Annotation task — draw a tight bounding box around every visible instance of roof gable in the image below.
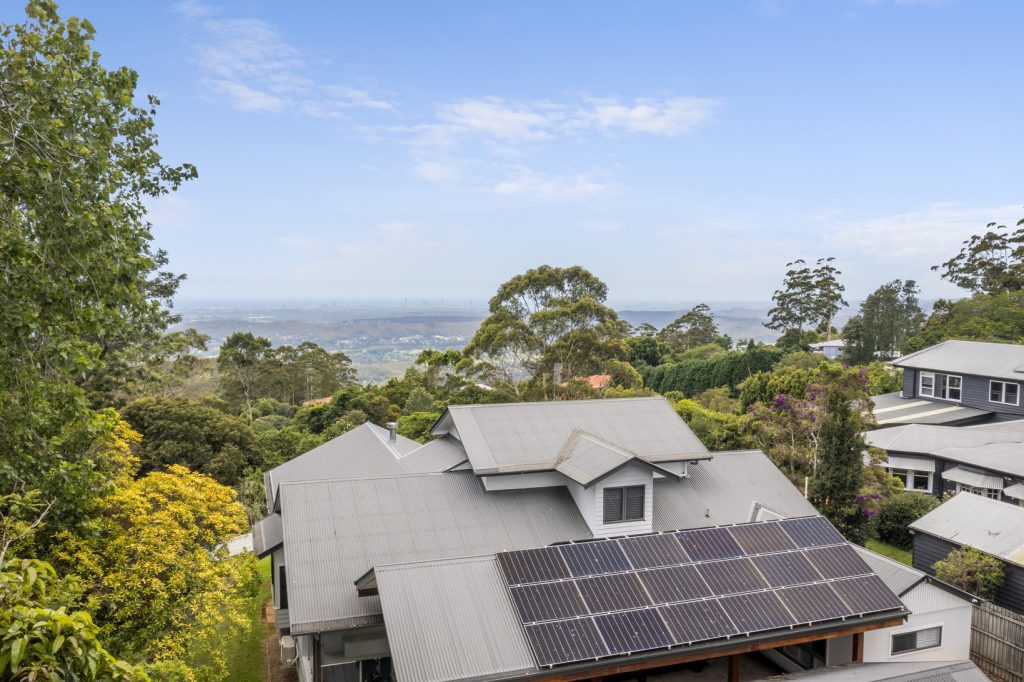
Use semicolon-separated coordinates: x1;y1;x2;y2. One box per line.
893;339;1024;380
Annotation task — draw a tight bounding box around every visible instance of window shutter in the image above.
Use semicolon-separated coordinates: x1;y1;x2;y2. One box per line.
891;632;915;654
624;486;645;521
279;565;289;609
916;627;941;648
603;488;624;524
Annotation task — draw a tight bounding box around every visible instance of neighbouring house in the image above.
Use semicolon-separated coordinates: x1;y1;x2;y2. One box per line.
809;339;845;361
863;420;1024;504
910;491;1024;613
872;340;1024;427
252;397;967;682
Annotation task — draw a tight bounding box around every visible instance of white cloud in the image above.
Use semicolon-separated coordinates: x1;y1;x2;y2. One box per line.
412;160;460;183
578;97;717;136
176;2;392;116
825;203;1023;263
438;98;557;141
491;171;607;199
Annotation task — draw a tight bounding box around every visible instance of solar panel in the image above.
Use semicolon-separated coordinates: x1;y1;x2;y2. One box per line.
729;522;797;555
831;576;906;615
676;527;744;561
638;565;712;603
559;541;632;577
576;573;652;613
804;545;873;580
659;600;739;644
510;582;589;623
497;547;571;585
779;516;847;548
618;533;689;569
525;618;608;667
696;558;768;595
751;552;822;588
594;608;675;655
779;583;852;624
718;591;795;633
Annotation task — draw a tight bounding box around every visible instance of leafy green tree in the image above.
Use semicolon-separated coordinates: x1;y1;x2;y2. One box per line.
120;397;256;485
464;265;625;399
905;291;1024;352
397;412;441;443
843;280;925;362
266;341;355;405
658;304;730;355
875;492;940;550
674;400;754;451
0;0;195;537
642;346;783;397
404;387;436;413
811;386;868;541
216;333;274;419
766;258;847;338
625;335;664;367
933;218;1024;294
933;546;1006;600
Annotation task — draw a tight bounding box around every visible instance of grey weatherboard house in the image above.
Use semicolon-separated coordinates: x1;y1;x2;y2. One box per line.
252;397;973;682
878;339;1024;426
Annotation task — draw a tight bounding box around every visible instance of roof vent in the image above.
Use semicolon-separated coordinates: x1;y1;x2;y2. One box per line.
387;422;398;443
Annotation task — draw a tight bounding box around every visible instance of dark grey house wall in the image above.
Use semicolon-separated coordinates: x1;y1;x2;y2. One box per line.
902;369;916;397
902;368;1024;418
913;532;1024;614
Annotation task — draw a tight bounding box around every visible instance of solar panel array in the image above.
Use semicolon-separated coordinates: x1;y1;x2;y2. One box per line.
496;516;905;668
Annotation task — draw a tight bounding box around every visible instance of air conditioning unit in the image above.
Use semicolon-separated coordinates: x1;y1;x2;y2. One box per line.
280;635;296;667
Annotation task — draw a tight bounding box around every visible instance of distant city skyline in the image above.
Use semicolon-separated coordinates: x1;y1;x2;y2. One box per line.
23;0;1023;302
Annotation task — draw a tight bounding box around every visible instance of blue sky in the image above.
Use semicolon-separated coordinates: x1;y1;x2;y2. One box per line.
14;0;1024;305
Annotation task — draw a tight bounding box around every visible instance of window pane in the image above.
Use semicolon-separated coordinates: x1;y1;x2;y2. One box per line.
890;469;909;487
1008;384;1019;404
991;382;1004;402
917;627;941;649
892;632;916;654
624;486;645;521
603;488;624;524
913;473;930;491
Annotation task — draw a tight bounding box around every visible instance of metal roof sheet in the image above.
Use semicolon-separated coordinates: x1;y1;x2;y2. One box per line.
279;472;592;633
852;546;923;596
893;339;1024;381
652;450;818;530
910;492;1024;566
264;423;466;509
864;422;1024;453
375;556;535;682
434;397;709;474
936;443;1024;478
939;466;1004;490
252;512;283;557
1004;482;1024;500
554;431;634;486
755;661;988;682
871;393;991;426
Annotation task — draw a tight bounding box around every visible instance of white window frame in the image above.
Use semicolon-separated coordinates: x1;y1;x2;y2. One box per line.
956;482;1001;500
919;372;934;397
888;467;933;493
989;380;1021;406
890;625;943;657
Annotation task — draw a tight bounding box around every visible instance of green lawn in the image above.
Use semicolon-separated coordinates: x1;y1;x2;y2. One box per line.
866;539;913;566
225;556;272;682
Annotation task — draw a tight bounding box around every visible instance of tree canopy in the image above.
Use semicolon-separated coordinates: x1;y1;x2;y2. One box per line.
933;218;1024;294
765;258;847;337
843;279;924;362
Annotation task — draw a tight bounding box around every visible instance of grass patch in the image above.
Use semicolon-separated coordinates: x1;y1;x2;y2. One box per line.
225;556;272;682
866;539;913;566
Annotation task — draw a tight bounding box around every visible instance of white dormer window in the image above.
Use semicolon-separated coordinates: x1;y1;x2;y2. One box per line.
603;486;645;524
990;380;1020;406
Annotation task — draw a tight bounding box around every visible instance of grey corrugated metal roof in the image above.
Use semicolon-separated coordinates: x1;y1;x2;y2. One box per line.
852;546;923;596
938;442;1024;478
864;422;1024;453
758;661;987;682
910;492;1024;566
375;556;535;682
652;450;818;530
554;431;633;485
1005;482;1024;499
279;471;591;634
252;512;283;557
871;393;991;426
264;423;466;509
433;397;709;475
893;339;1024;381
941;465;1006;490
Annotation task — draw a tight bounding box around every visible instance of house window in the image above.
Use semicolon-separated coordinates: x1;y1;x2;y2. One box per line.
888;467;932;493
278;565;288;609
891;626;942;655
920;372;934;397
936;374;961;401
990;381;1020;406
957;483;1001;500
603;485;645;524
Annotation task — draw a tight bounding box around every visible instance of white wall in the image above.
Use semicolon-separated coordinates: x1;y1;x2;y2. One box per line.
569;462;654;536
272;547;285;609
863;582;972;663
295;634;315;682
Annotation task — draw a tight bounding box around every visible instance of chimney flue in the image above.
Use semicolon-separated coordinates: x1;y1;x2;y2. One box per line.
387;422;398;443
